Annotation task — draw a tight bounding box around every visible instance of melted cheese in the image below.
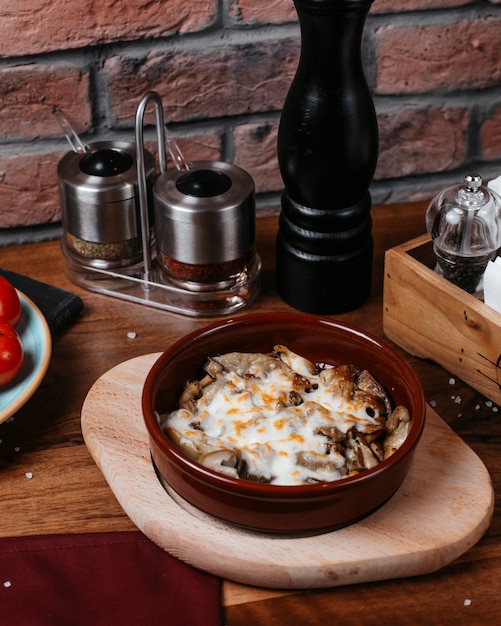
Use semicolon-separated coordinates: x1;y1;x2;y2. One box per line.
165;357;385;486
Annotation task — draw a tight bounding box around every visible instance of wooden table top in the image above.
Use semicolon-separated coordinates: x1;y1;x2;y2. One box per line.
1;201;500;625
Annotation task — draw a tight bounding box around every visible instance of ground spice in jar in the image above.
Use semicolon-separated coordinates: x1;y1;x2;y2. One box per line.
160;249;254;291
65;232;143;263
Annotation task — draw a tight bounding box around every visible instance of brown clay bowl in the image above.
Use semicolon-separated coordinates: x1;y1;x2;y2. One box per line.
142;312;426;534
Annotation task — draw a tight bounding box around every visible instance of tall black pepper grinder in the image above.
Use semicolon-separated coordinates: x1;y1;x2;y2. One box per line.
276;0;378;314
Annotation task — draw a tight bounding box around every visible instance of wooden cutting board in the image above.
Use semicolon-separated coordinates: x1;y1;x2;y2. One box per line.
81;353;494;590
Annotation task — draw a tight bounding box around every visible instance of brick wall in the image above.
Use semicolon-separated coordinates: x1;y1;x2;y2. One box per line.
1;0;501;245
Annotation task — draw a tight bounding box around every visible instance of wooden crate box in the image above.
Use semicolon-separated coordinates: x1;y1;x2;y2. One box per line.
383;233;501;406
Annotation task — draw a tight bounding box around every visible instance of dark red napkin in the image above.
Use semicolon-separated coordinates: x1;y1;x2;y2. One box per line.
0;531;222;626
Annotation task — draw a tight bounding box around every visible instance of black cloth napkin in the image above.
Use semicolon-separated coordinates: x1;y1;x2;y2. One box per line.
0;531;222;626
0;267;83;335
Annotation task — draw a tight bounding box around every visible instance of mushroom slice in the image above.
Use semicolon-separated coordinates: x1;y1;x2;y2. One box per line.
198;376;230;406
211;352;279;378
357;435;380;470
384;405;411;459
370;440;384;463
344;427;380;472
163;426;219;462
178;380;202;413
296;450;345;480
315;423;346;444
357;421;386;442
199;449;239;478
319;365;358;403
288;390;303;406
203;357;226;380
356;369;392;417
274;344;317;376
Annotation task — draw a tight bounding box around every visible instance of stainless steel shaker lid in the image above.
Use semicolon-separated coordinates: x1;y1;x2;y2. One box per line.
58;140;155;243
153;161;256;265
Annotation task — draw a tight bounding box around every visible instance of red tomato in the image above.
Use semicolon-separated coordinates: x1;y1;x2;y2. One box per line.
0;276;21;326
0;322;24;386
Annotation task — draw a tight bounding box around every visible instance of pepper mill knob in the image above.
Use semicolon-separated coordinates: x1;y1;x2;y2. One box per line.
464;173;481;192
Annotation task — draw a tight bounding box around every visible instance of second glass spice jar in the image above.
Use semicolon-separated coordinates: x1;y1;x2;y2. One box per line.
153;160;261;295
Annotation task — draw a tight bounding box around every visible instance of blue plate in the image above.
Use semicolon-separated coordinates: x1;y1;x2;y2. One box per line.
0;292;52;424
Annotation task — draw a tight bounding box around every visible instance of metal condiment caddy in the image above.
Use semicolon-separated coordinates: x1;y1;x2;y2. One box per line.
59;92;261;317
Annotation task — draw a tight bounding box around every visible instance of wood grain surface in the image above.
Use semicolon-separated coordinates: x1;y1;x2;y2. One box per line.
81;353;494;590
2;204;501;624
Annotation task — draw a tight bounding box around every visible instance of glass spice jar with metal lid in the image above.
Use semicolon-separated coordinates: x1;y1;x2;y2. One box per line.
59;140;156;282
426;173;501;294
153;160;259;294
132;90;261;316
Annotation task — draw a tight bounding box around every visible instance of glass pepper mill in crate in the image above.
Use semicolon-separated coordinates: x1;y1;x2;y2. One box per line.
425;173;501;294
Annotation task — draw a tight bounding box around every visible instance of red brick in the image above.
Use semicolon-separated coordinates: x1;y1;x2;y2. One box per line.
174;133;222;165
0;153;63;229
0;0;216;58
233;122;281;194
0;65;91;140
371;0;473;13
375;18;501;94
106;39;300;124
145;132;222;168
228;0;296;24
375;106;469;179
480;106;501;158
